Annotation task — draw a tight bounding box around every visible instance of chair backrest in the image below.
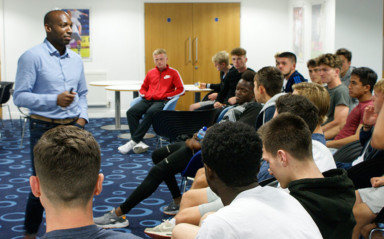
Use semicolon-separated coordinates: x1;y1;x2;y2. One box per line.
181;150;203;177
152;108;217;142
0;82;14;104
216;105;234;122
333;140;363;163
163;96;180;110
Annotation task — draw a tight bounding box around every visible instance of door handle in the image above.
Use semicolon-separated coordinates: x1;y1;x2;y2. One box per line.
195;37;198;63
188;37;192;63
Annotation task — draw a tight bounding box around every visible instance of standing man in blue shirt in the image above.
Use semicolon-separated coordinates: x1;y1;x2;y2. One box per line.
13;10;88;238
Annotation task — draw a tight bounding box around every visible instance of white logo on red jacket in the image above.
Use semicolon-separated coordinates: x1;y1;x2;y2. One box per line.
164;75;171;79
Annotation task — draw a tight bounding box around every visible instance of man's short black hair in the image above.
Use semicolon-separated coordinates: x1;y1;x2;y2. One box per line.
275;94;319;133
241;70;256;88
307;59;317;68
201;121;262;187
351;67;377;93
277;52;297;63
336;48;352;62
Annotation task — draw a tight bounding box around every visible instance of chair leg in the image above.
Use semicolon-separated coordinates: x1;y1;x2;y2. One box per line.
6;104;13;127
20;117;28;148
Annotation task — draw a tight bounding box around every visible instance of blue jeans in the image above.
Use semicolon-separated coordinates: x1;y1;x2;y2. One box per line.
24;118;81;235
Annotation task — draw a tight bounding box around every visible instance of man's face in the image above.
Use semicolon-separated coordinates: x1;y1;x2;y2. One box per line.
253;80;263;103
153;53;168;70
318;64;339;84
338;55;351;76
308;66;321;84
276;57;295;78
214;62;227;72
231;55;247;71
46;11;73;47
348;75;367;100
373;90;384;114
235;79;254;104
262;147;289;188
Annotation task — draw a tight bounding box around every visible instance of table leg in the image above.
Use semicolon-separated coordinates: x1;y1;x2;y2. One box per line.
101;91;128;130
115;91;121;128
194;92;201;103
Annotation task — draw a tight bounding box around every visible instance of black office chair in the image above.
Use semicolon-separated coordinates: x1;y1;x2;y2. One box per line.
0;81;14;127
368;207;384;238
333;140;363;163
152;108;217;145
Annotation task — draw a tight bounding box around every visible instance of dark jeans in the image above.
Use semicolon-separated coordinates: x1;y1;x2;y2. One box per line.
127;99;166;143
24;118;81;235
119;142;193;214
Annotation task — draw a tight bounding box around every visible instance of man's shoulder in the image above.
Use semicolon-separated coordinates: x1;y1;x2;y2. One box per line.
20;42;47;59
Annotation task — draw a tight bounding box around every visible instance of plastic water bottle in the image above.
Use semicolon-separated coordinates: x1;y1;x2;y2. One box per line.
197;126;207;141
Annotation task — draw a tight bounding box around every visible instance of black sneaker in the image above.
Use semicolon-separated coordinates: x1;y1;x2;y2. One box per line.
163;201;179;215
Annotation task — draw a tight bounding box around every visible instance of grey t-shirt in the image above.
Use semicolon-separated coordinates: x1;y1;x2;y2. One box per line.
41;225;142;239
325;84;351;124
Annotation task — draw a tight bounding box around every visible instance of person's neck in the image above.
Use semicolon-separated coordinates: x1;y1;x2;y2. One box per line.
262;94;272;104
47;39;66;56
285;70;295;80
237;66;247;73
219;182;259;206
290;159;324;183
223;65;232;74
45;203;94;232
313;125;323;135
327;77;342;89
358;93;373;102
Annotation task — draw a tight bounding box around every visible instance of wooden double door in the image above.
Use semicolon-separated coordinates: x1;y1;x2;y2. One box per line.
145;3;240;110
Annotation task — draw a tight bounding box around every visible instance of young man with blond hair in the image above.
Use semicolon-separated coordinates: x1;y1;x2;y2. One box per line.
118;48;185;154
189;51;234;111
293;82;330;145
317;53;351;139
213;47;254;108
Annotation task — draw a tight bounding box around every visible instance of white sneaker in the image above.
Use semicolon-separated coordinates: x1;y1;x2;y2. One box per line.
133;141;150;154
118;140;137;154
144;219;175;238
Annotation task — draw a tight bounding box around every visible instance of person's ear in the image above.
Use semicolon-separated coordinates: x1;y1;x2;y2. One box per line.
30;176;41;198
94;173;104;196
44;24;52;33
277;150;288;167
335;68;340;76
204;163;214;181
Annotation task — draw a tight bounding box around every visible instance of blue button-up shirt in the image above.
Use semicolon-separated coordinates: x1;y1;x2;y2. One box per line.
13;39;88;121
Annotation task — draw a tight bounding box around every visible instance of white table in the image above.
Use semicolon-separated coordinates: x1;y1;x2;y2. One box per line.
106;84;154;139
89;81;142;130
184;84;213;102
104;84;212;133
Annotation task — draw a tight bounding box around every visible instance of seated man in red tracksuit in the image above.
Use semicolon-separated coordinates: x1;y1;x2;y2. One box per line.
118;48;185;154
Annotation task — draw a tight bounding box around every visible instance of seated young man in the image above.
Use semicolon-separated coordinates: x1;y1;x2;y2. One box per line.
338;79;384;169
30;126;140;238
94;71;262;229
189;51;235;111
258;113;356;239
326;67;376;149
258;94;336;182
172;122;322;239
352;176;384;239
292;82;330;145
275;51;307;92
199;48;254;110
307;58;322;85
317;53;351;139
254;66;285;130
